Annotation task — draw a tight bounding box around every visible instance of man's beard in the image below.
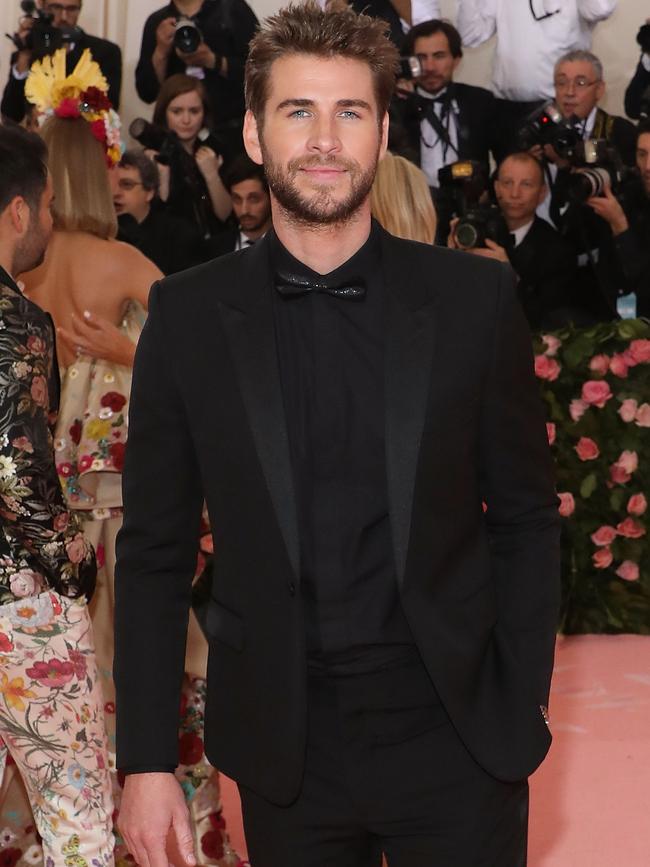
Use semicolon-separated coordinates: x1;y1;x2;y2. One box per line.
261;143;379;227
13;212;50;276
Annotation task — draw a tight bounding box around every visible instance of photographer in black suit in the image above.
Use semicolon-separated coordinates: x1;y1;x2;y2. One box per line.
448;152;579;331
1;1;121;122
625;20;650;121
135;0;258;132
391;19;497;242
210;154;271;256
586;123;650;319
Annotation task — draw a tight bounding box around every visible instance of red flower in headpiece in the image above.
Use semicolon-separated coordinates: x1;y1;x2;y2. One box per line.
81;86;111;112
90;118;107;144
55;98;81;119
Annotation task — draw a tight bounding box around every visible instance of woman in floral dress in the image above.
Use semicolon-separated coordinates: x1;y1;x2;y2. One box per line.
8;52;247;867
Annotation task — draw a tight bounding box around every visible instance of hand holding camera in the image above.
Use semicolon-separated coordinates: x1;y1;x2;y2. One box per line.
585;184;629;236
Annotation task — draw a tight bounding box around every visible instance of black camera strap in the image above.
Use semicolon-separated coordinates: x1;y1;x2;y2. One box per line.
420;92;458;161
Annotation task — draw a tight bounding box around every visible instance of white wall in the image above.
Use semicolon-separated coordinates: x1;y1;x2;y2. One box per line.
0;0;645;137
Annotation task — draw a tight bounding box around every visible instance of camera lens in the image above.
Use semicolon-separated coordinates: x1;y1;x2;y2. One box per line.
455;220;480;249
20;0;36;13
568;167;609;203
174;18;201;54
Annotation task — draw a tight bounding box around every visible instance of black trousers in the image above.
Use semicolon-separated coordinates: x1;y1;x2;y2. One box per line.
239;652;529;866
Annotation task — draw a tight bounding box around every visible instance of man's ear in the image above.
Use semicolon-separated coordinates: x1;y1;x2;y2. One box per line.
243;110;264;165
8;196;30;238
379;111;389;161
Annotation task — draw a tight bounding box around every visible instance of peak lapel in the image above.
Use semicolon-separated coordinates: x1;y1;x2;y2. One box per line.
215;239;300;581
381;232;439;587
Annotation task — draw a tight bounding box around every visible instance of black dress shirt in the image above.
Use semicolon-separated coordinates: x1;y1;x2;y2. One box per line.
269;223;415;674
135;0;258;126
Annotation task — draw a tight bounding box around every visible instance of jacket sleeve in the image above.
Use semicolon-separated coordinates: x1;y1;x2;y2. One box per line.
478;267;561;706
114;282;204;771
104;41;122;111
0;66;28;123
624;58;650;121
218;0;259;85
135;13;163;104
576;0;617;22
0;302;96;601
456;0;497;47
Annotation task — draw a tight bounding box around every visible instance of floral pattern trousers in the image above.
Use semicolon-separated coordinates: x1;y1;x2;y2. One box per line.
0;591;114;867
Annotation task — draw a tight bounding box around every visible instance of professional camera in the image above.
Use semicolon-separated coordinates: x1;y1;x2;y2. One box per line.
129;118;180;166
637;23;650;54
516;101;581;154
438;160;508;250
398;56;423;80
564;139;624;204
174;16;202;54
6;0;81;54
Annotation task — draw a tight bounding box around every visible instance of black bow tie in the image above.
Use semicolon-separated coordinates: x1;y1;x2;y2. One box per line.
274;270;366;300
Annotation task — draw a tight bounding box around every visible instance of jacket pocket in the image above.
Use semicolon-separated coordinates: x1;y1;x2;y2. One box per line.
205;600;245;651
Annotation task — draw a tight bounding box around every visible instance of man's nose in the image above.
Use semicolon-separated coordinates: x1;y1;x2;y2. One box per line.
308;117;340;153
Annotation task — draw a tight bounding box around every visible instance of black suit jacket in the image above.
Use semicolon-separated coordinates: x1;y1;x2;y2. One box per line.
114;227;561;805
391;82;498;175
509;217;580;331
624;57;650;121
1;32;122;122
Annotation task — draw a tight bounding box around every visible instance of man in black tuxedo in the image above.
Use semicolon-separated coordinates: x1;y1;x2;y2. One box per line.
210;154;272;256
1;1;122;122
390;19;498;242
448;153;579;331
114;3;560;866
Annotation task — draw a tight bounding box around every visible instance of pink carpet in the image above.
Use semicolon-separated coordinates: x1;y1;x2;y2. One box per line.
221;635;650;865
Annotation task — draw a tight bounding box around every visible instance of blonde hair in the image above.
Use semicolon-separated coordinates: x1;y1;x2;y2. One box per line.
371;152;437;244
40;115;117;239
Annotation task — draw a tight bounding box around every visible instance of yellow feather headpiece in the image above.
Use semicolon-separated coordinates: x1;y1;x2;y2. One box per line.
25;48;123;167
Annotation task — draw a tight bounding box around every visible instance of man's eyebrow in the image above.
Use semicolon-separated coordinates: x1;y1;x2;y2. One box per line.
275;98;373;111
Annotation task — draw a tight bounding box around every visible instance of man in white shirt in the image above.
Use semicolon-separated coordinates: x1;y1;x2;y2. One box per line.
456;0;617;156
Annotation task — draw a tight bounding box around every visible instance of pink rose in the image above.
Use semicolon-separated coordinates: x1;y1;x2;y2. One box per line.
581;380;612;408
53;512;70;532
627;493;648;516
591;525;617;546
30;375;48;408
535;355;561;381
616;560;640;582
609;353;629;378
546;422;556;445
610;464;631;485
569;399;588;422
592;547;613;570
635;403;650;428
616;517;646;539
588;354;610;376
619;399;638;423
558;492;575;517
65;532;88;564
628;338;650;364
542;335;562;357
9;569;40;598
617;451;638;474
575;437;599;461
11;436;33;453
26;335;46;356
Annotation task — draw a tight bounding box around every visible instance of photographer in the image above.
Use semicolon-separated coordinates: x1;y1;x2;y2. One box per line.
625;19;650;121
1;1;121;122
456;0;617;159
447;153;579;330
135;74;232;249
135;0;258;135
586;123;650;318
112;150;203;274
210;154;271;255
391;19;496;241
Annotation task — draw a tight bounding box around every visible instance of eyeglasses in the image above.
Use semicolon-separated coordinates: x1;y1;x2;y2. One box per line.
46;4;82;14
116;180;144;191
554;76;599;91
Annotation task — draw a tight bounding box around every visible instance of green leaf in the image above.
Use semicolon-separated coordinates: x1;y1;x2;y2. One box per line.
580;474;598;499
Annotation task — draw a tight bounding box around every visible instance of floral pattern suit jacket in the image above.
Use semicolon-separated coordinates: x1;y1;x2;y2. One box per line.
0;272;96;605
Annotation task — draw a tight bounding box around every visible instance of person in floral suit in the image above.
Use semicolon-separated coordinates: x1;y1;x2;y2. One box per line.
0;123;114;865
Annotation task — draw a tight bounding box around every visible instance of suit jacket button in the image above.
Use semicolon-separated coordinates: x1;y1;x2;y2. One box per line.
288;582;296;596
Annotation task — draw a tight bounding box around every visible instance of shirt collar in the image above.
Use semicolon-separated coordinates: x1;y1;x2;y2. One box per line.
511;219;535;247
268;219;381;286
0;265;20;293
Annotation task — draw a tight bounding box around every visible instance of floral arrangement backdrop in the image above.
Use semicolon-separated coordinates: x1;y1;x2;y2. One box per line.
534;320;650;634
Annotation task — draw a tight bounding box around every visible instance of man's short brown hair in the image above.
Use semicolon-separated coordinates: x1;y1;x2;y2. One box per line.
245;0;399;124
